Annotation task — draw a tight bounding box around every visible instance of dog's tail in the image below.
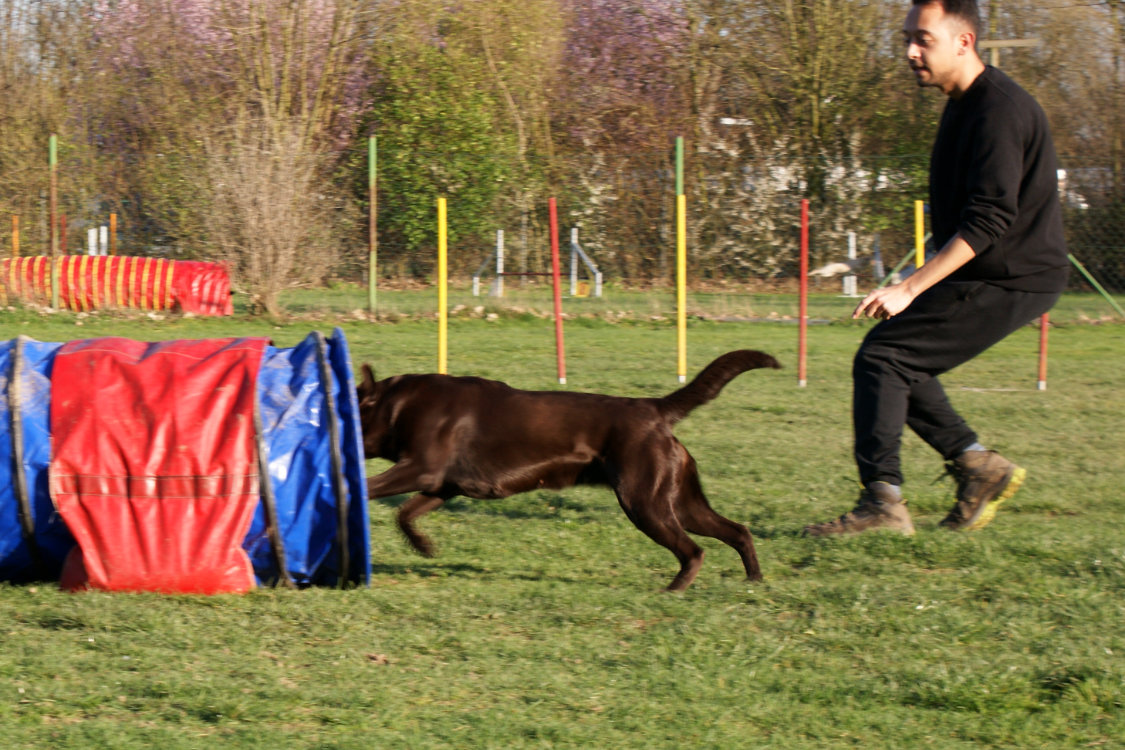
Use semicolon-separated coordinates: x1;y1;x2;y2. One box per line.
656;350;781;424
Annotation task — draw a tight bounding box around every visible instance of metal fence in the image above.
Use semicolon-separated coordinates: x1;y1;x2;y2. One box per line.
460;151;1124;296
1059;162;1125;294
3;148;1122;298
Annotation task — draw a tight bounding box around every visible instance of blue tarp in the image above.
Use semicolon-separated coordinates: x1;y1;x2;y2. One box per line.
0;328;370;588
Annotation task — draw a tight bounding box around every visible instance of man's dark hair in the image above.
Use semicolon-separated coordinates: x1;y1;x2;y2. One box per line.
912;0;981;35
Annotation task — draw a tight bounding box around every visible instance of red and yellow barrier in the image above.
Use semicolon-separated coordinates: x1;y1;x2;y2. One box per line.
0;256;232;316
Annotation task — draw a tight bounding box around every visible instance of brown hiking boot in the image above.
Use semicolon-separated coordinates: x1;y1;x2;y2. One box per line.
939;450;1025;531
804;482;915;537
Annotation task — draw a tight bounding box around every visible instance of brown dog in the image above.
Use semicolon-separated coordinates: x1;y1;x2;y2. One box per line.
357;350;781;591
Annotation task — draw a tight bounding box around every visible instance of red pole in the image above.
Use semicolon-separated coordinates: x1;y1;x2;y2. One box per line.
549;197;567;385
798;199;809;387
1037;313;1049;390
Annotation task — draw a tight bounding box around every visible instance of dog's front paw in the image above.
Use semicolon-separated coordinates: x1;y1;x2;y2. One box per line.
404;534;436;558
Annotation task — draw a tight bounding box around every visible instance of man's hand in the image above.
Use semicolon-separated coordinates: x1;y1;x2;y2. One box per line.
852;234;978;321
852;284;916;320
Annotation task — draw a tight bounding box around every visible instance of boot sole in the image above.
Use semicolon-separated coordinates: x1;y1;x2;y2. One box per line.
964;466;1025;531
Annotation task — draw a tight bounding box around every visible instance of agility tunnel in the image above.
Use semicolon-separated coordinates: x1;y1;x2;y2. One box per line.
0;256;233;316
0;328;370;592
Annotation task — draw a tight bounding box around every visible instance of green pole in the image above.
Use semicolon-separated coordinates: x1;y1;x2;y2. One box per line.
875;235;932;289
49;134;59;309
368;136;377;315
1069;253;1125;318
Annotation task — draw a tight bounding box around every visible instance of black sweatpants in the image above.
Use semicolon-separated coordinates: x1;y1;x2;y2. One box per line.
853;280;1060;486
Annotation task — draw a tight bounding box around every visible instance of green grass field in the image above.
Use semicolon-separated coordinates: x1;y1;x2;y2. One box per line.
0;290;1122;748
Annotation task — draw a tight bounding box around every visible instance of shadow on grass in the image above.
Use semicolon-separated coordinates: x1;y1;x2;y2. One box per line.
369;560;583;585
369;560;489;578
369;493;811;543
369;492;614;522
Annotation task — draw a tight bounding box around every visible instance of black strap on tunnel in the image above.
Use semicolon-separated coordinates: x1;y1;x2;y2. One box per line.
253;397;295;589
314;331;350;588
8;335;42;576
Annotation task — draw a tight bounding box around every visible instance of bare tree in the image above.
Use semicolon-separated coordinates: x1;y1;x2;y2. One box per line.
205;121;341;316
86;0;371;281
672;0;906;279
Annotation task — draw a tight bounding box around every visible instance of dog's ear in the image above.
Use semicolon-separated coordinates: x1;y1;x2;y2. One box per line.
358;363;377;400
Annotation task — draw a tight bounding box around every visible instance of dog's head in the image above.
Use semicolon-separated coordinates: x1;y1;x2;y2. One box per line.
357;363;378;404
356;363;387;457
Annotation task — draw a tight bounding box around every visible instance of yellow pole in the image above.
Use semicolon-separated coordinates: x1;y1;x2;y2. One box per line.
115;256;127;307
163;259;175;309
90;256;101;309
676;193;687;383
76;255;89;311
437;197;448;375
914;200;925;268
140;257;153;309
675;135;687;383
127;256;138;307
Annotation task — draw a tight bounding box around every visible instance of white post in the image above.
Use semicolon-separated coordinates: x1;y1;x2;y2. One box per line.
493;229;504;297
87;228;98;256
98;225;108;256
843;231;857;297
570;228;579;296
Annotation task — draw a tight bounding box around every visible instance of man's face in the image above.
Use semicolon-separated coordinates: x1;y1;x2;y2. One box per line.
902;2;974;95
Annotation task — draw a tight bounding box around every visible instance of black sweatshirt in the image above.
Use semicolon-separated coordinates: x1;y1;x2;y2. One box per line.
929;66;1069;292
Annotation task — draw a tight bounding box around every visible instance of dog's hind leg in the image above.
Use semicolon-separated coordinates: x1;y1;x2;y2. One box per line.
672;458;763;582
613;485;705;592
396;492;448;558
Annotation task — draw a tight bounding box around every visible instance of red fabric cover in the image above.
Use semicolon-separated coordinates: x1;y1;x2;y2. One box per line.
50;337;269;593
170;261;234;316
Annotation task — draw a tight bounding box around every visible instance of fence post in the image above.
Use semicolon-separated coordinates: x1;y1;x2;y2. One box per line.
570;228;578;297
843;231;858;297
495;229;504;298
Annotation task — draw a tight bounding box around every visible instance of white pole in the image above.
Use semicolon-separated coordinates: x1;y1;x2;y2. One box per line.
844;231;857;297
87;227;97;256
570;228;578;296
494;229;504;297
